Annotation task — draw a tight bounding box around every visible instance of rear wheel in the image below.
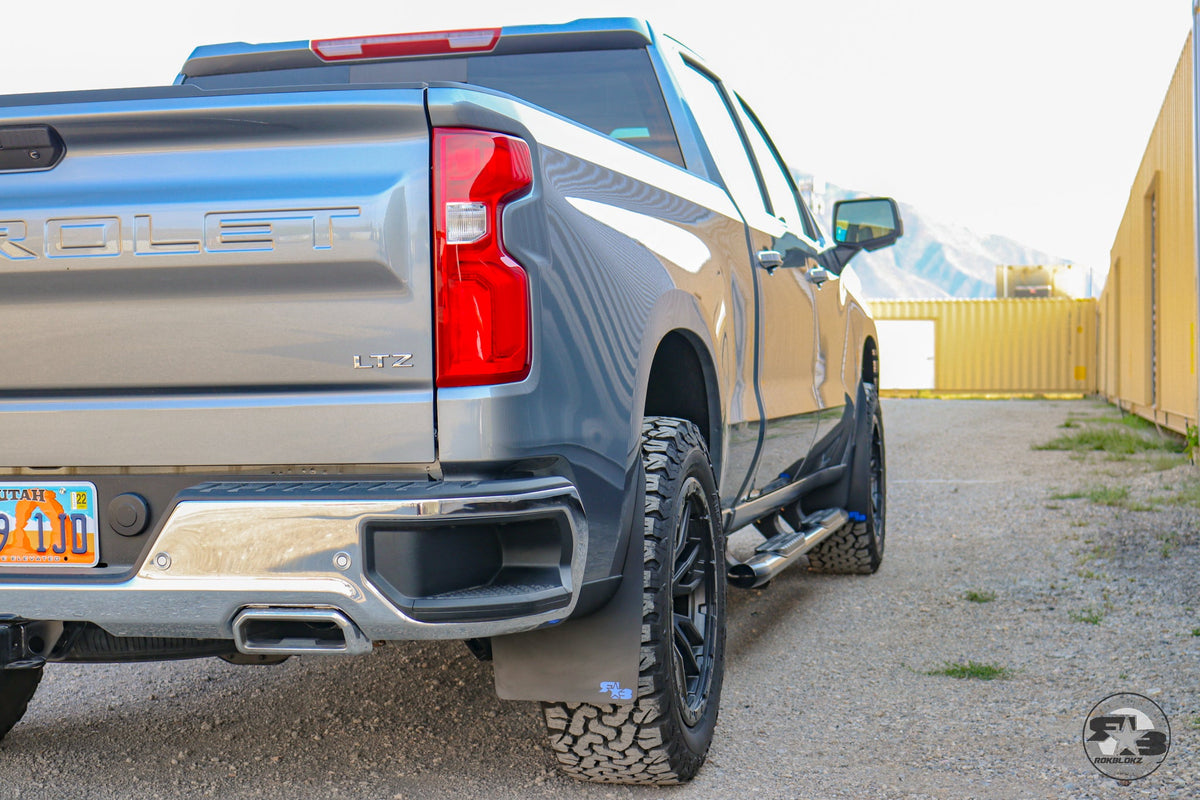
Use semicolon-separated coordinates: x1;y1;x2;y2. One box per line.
542;417;726;784
0;667;42;742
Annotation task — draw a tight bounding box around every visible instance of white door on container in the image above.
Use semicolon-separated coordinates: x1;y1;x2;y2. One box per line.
876;319;935;390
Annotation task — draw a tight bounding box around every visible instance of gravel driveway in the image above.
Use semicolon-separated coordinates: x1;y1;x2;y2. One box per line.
2;399;1197;799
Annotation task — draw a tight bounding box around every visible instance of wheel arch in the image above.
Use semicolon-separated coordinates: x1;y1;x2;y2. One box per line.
643;329;723;481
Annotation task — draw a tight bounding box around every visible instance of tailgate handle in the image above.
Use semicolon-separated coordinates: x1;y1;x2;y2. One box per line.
0;125;65;172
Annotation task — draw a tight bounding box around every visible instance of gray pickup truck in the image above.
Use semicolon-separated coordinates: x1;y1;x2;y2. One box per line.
0;18;901;785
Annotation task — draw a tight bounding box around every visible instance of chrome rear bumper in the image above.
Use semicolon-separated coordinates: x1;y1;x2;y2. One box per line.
0;477;586;643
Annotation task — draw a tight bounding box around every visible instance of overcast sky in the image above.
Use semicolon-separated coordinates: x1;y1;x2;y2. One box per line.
0;0;1192;285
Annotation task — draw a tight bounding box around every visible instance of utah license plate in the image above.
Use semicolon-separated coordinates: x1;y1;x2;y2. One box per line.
0;482;100;567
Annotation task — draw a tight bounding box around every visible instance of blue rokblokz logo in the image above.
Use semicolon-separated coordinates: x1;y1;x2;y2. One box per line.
1082;692;1170;782
600;681;632;700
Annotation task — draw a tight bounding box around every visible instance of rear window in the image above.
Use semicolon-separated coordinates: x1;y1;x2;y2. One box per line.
187;49;684;167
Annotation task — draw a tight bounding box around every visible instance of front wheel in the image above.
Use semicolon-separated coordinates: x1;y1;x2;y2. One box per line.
807;389;886;574
542;417;726;784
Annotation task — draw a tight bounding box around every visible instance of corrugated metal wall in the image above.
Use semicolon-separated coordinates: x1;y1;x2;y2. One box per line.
872;298;1097;394
866;33;1198;431
1099;34;1198;436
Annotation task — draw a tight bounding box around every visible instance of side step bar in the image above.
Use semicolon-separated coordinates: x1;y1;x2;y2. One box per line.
727;508;849;589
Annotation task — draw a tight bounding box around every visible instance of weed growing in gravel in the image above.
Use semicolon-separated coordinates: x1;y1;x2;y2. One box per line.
963;590;996;603
1069;607;1105;625
1158;532;1178;559
1164;481;1200;510
1189;715;1200;731
1148;453;1188;471
1077;544;1114;565
1190;628;1200;637
1068;408;1121;422
1076;569;1108;581
1088;486;1128;505
1035;420;1180;456
1080;485;1157;511
1050;490;1087;500
1117;414;1157;431
926;661;1012;680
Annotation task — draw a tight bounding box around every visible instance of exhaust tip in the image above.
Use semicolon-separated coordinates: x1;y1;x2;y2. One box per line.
232;608;372;656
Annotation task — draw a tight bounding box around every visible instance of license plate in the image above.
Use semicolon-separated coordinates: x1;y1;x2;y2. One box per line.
0;482;100;568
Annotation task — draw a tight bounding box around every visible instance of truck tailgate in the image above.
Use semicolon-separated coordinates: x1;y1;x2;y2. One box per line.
0;88;434;467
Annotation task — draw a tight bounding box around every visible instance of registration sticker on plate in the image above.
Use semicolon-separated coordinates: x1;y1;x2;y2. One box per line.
0;482;100;567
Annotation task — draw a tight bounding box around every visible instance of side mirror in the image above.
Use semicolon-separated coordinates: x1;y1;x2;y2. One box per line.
831;197;903;267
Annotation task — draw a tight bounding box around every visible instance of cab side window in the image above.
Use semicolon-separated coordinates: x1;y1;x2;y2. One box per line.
733;99;816;241
673;60;770;217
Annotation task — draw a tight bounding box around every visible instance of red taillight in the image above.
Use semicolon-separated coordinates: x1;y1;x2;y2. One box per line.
312;28;500;61
433;128;533;388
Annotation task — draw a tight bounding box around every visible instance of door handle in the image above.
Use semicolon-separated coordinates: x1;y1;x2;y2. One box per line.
756;250;783;273
805;265;830;286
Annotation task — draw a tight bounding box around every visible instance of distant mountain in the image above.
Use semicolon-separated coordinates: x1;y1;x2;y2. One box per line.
795;175;1073;299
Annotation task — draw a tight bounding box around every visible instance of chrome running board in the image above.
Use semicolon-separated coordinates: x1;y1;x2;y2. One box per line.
727;508;849;589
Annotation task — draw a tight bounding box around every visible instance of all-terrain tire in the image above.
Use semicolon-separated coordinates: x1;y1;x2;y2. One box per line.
0;667;42;742
542;417;726;784
807;389;886;574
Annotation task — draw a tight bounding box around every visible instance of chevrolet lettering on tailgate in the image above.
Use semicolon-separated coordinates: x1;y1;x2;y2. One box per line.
0;207;362;260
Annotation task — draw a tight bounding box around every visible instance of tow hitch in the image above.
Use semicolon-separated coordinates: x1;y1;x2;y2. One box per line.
0;620;47;670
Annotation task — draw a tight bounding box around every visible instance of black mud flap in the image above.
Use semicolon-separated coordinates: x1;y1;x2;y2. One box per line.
491;495;642;704
803;381;878;515
844;382;880;518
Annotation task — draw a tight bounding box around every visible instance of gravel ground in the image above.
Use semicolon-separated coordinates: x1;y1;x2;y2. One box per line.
1;398;1197;799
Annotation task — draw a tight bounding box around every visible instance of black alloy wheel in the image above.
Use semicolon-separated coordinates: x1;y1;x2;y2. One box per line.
671;475;719;726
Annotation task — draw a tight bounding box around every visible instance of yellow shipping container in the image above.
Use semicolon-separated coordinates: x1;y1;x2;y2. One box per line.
1100;34;1199;436
870;33;1198;437
872;298;1096;395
